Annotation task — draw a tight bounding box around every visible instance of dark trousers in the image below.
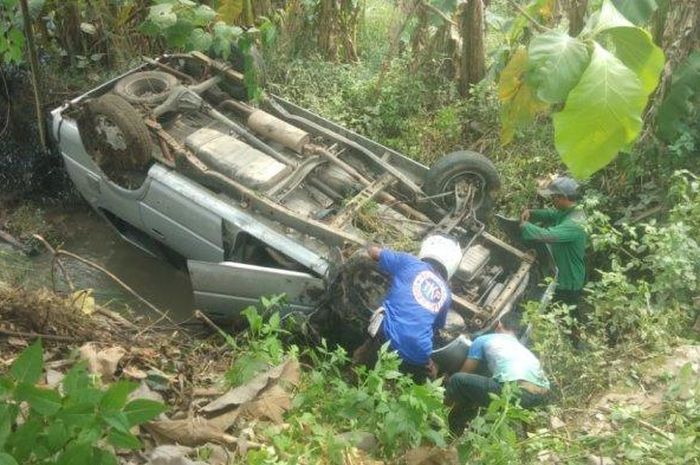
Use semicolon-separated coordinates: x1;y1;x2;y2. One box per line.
445;373;548;435
554;288;588;345
353;332;429;384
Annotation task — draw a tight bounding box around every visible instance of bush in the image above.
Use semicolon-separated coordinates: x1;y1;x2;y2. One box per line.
0;340;166;464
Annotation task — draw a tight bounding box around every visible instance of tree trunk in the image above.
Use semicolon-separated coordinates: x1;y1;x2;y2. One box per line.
458;0;485;96
317;0;337;60
567;0;588;36
643;0;700;132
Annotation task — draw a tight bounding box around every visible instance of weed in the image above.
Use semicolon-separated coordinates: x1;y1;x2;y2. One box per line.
0;340;166;464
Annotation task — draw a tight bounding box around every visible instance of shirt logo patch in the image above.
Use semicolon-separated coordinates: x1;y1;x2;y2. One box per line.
412;270;447;313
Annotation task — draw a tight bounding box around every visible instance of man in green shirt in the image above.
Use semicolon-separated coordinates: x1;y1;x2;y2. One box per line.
520;176;587;309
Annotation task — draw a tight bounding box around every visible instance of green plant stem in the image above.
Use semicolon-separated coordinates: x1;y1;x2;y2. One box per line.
18;0;47;151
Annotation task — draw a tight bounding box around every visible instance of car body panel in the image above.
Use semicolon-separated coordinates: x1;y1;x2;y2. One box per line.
188;260;325;318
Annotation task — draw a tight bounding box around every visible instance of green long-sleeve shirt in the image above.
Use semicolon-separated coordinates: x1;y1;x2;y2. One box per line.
521;207;587;291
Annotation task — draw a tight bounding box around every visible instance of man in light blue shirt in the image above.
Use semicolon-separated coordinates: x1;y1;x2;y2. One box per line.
445;311;550;434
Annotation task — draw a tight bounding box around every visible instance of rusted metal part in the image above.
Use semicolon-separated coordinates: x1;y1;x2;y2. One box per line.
432;182;475;234
305;144;431;222
269;98;426;197
146;119;367;248
481;230;535;263
486;259;531;316
267;155;326;198
247;109;311;154
145;56;196;83
190;51;245;83
220;99;254;116
452;294;491;319
331;173;396;228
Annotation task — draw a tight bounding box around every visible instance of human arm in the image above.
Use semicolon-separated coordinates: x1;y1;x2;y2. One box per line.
367;245;382;261
529;208;559;224
521;219;583;243
455;335;486;373
432;298;451;331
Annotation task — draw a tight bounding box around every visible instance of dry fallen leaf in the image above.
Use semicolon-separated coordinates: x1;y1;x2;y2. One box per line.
403;446;458;465
146;445;207;465
240;384;291;424
79;343;126;380
71;289;96;315
7;337;27;348
146;416;240;447
45;369;64;388
123;365;148;380
202;359;300;414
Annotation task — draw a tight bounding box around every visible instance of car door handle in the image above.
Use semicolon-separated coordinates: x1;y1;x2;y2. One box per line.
151;228;165;240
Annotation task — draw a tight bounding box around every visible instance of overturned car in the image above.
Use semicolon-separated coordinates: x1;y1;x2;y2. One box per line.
51;53;552;360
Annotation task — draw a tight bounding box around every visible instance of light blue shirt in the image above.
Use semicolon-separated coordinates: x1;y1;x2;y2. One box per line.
468;333;550;389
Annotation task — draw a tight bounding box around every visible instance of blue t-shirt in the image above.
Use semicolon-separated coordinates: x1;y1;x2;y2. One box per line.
379;250;451;365
468;333;550;389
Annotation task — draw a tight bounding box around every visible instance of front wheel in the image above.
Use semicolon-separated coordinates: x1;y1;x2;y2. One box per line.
423;150;500;221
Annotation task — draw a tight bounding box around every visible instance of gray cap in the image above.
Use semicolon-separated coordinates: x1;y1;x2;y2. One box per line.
538;176;579;199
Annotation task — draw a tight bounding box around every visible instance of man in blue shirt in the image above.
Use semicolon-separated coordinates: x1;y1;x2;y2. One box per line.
445;311;550;434
353;234;462;383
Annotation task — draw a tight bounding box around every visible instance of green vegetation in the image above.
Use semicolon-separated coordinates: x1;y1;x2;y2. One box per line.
2;0;699;463
0;340;166;464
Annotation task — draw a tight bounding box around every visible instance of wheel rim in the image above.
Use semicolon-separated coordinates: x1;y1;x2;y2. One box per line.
437;170;488;210
94;115;127;152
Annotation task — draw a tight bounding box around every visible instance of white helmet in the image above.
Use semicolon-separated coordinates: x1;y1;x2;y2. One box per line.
418;234;462;280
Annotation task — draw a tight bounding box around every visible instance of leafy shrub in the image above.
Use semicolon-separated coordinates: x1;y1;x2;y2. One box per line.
225;296;291;387
250;342;448;463
457;383;534;464
0;340;167;464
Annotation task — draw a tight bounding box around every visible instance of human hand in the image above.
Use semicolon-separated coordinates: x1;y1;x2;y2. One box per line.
520;209;531;224
427;359;438;379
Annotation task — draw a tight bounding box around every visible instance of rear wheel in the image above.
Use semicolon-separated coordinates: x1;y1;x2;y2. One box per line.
76;94;152;189
113;71;179;105
423;150;500;220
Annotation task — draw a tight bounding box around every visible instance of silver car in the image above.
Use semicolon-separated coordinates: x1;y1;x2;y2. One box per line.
51;53;549;343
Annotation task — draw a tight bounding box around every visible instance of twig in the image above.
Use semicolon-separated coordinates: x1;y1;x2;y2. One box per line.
0;70;10;140
193;310;230;337
33;234;75;292
506;0;549;32
18;0;47;151
421;0;457;26
52;248;177;327
596;406;674;441
0;229;31;254
0;328;78;342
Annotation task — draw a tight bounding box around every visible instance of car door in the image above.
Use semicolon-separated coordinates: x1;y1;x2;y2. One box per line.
188;260;325;320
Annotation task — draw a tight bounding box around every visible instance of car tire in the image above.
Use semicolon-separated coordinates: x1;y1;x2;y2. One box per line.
423;150;500;220
113;71;178;105
77;93;152;188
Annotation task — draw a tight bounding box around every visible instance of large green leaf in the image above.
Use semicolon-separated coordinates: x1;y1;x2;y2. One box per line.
611;0;658;24
56;442;93;465
148;3;178;29
498;47;549;144
0;453;18;465
123;399;168;426
107;430;141;450
604;27;664;96
10;340;43;385
100;381;137;413
527;31;591;103
15;384;62;416
553;43;646;178
584;0;632;37
657;51;700;141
